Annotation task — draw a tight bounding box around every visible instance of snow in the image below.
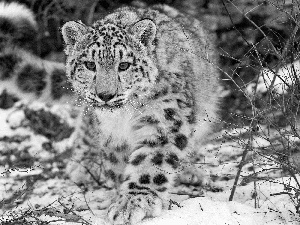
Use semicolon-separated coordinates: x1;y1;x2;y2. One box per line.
1;177;298;225
246;60;300;96
140;197;292;225
0;102;300;225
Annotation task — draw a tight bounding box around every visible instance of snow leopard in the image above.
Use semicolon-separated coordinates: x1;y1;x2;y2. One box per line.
0;2;219;224
62;4;219;225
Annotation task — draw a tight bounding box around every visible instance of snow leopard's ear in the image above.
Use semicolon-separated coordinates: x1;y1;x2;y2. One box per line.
131;19;156;50
61;21;88;48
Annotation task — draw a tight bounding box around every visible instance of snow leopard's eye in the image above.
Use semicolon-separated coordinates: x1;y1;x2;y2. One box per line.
84;61;96;71
118;62;131;72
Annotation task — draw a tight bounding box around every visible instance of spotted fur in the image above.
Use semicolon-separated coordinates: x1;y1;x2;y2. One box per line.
0;2;37;51
0;2;218;224
62;4;219;224
0;3;73;105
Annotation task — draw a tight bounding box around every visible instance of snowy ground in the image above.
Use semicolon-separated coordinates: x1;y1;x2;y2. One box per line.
0;102;299;224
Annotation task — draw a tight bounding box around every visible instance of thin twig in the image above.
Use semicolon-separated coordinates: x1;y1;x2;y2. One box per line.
229;137;252;201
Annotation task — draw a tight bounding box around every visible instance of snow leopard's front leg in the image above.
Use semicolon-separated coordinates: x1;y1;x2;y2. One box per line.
107;145;184;225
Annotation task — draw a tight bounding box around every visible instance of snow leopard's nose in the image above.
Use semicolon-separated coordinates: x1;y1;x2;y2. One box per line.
97;92;115;102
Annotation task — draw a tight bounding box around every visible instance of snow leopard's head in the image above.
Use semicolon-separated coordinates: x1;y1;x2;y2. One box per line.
62;18;158;109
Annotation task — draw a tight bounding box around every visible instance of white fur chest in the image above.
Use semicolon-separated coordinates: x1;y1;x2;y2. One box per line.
94;106;137;145
94;103;164;151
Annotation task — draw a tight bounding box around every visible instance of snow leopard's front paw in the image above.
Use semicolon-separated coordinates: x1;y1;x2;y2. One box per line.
107;186;163;224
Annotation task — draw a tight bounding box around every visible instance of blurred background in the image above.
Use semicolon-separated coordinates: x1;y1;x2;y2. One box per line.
2;0;300;128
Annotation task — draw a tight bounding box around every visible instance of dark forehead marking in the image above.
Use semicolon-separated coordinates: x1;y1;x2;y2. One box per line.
87;41;100;48
93;23;127;40
83;23;131;62
113;42;127;50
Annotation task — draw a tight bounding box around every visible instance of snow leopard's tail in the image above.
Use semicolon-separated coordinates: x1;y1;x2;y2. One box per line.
0;2;38;50
0;2;74;106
